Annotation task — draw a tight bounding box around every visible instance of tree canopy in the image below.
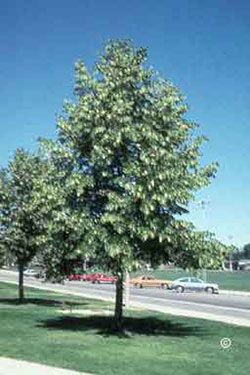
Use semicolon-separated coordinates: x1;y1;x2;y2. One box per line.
42;40;223;330
0;149;46;301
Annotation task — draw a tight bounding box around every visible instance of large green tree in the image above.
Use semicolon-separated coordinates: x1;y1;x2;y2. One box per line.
0;149;46;302
50;40;221;331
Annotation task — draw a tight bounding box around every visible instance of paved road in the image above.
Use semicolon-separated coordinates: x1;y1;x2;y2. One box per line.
0;270;250;327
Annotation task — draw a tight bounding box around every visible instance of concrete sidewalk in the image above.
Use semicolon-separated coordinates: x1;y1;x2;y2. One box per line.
0;358;92;375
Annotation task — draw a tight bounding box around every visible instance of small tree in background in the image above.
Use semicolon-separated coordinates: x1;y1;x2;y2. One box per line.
34;139;93;281
0;243;5;267
243;243;250;259
54;40;221;331
0;149;46;302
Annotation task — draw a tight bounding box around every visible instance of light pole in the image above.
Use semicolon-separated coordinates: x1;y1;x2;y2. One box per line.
195;199;210;282
228;235;233;272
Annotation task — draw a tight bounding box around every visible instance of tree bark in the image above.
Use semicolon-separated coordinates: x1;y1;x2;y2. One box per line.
18;261;24;303
114;272;124;332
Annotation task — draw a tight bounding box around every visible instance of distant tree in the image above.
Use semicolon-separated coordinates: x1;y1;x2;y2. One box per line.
0;150;46;302
0;243;5;267
243;243;250;259
0;241;15;268
35;139;92;281
50;40;223;332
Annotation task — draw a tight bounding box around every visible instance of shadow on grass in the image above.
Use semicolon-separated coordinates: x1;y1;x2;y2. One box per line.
0;298;87;308
37;315;206;338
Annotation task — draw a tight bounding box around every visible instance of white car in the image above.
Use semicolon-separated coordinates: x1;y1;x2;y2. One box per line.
171;277;219;294
23;269;39;278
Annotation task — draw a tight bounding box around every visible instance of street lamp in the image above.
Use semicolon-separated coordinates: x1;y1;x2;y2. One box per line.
228;235;233;272
194;199;210;282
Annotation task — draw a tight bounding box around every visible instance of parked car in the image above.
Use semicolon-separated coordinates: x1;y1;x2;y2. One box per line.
23;269;40;278
67;274;87;281
67;272;103;282
130;275;171;289
171;277;219;294
92;274;117;284
85;273;103;282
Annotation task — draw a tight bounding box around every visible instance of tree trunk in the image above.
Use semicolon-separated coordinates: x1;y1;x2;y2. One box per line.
18;261;24;303
114;272;124;332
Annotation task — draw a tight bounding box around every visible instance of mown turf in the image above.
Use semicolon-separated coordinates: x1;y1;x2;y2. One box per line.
0;282;249;375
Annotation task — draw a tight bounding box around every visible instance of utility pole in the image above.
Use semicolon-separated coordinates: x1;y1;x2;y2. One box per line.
228;235;233;272
197;199;210;282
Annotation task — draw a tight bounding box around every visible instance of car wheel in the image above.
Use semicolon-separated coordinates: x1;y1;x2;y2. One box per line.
176;285;184;293
206;287;214;294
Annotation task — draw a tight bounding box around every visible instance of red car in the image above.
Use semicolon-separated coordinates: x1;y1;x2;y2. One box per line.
67;274;87;281
92;274;117;284
85;273;103;282
68;273;103;282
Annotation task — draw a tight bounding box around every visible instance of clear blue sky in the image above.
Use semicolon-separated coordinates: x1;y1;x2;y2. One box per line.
1;0;249;246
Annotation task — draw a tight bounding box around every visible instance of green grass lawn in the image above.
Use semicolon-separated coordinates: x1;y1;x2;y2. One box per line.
0;282;249;375
132;269;250;291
